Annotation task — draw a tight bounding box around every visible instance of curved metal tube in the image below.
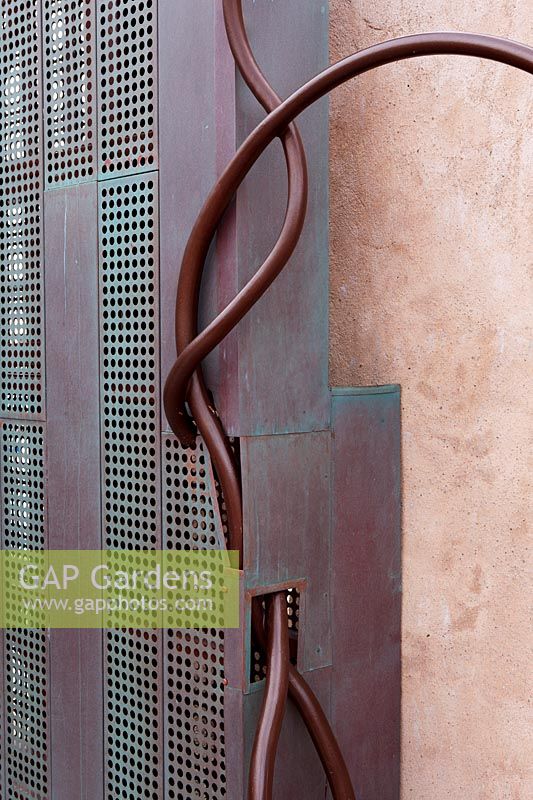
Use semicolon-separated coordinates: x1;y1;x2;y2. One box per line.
248;593;290;800
163;31;533;445
222;5;355;798
163;17;533;800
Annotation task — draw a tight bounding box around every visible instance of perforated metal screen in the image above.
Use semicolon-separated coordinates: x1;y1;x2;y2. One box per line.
43;0;96;185
98;171;164;799
98;174;161;550
0;0;44;419
98;0;158;178
2;423;48;800
0;1;233;793
163;435;227;800
0;3;49;799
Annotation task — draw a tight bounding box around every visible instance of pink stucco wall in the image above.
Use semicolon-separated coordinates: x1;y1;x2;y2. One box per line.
329;2;532;798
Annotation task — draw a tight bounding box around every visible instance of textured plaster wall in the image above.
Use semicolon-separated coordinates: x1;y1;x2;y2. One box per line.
329;2;532;798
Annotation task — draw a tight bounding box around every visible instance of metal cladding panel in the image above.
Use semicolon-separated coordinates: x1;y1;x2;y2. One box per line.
44;183;100;549
241;430;332;672
42;0;97;186
158;0;219;431
0;626;3;800
223;0;330;437
43;182;103;800
159;1;330;438
49;629;103;800
97;0;158;179
98;174;164;800
1;422;49;800
0;0;45;419
98;173;161;550
162;434;227;800
105;629;163;800
331;387;402;800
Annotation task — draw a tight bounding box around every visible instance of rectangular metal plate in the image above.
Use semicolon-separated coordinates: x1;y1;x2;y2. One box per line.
44;181;103;800
226;0;330;436
0;0;45;419
98;173;163;800
158;0;218;431
330;387;402;799
42;0;97;186
1;422;49;800
98;173;161;549
44;182;101;548
240;430;332;672
163;434;227;799
97;0;158;178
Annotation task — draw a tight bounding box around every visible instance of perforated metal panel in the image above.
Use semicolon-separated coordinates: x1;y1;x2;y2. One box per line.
105;629;163;800
98;173;163;800
0;629;3;800
4;628;49;800
1;423;49;800
250;587;300;685
1;423;46;549
98;0;158;178
0;0;44;418
286;587;300;632
163;435;228;799
43;0;96;186
163;435;227;552
98;173;160;549
166;628;226;800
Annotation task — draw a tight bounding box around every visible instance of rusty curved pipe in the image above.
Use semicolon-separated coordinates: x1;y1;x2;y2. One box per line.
163;21;533;800
221;6;355;797
248;593;290;800
163;32;533;446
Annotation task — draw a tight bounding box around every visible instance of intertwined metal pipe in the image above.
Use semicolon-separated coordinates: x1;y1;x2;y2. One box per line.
163;7;533;798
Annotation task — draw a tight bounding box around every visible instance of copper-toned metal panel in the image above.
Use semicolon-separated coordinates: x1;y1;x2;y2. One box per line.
162;434;227;799
331;387;402;799
224;0;330;437
98;173;163;800
44;182;103;800
105;629;163;800
241;431;332;672
0;0;45;419
98;0;158;178
159;2;330;438
158;0;219;431
1;422;49;800
98;173;161;550
43;0;96;186
44;182;100;549
50;629;103;800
